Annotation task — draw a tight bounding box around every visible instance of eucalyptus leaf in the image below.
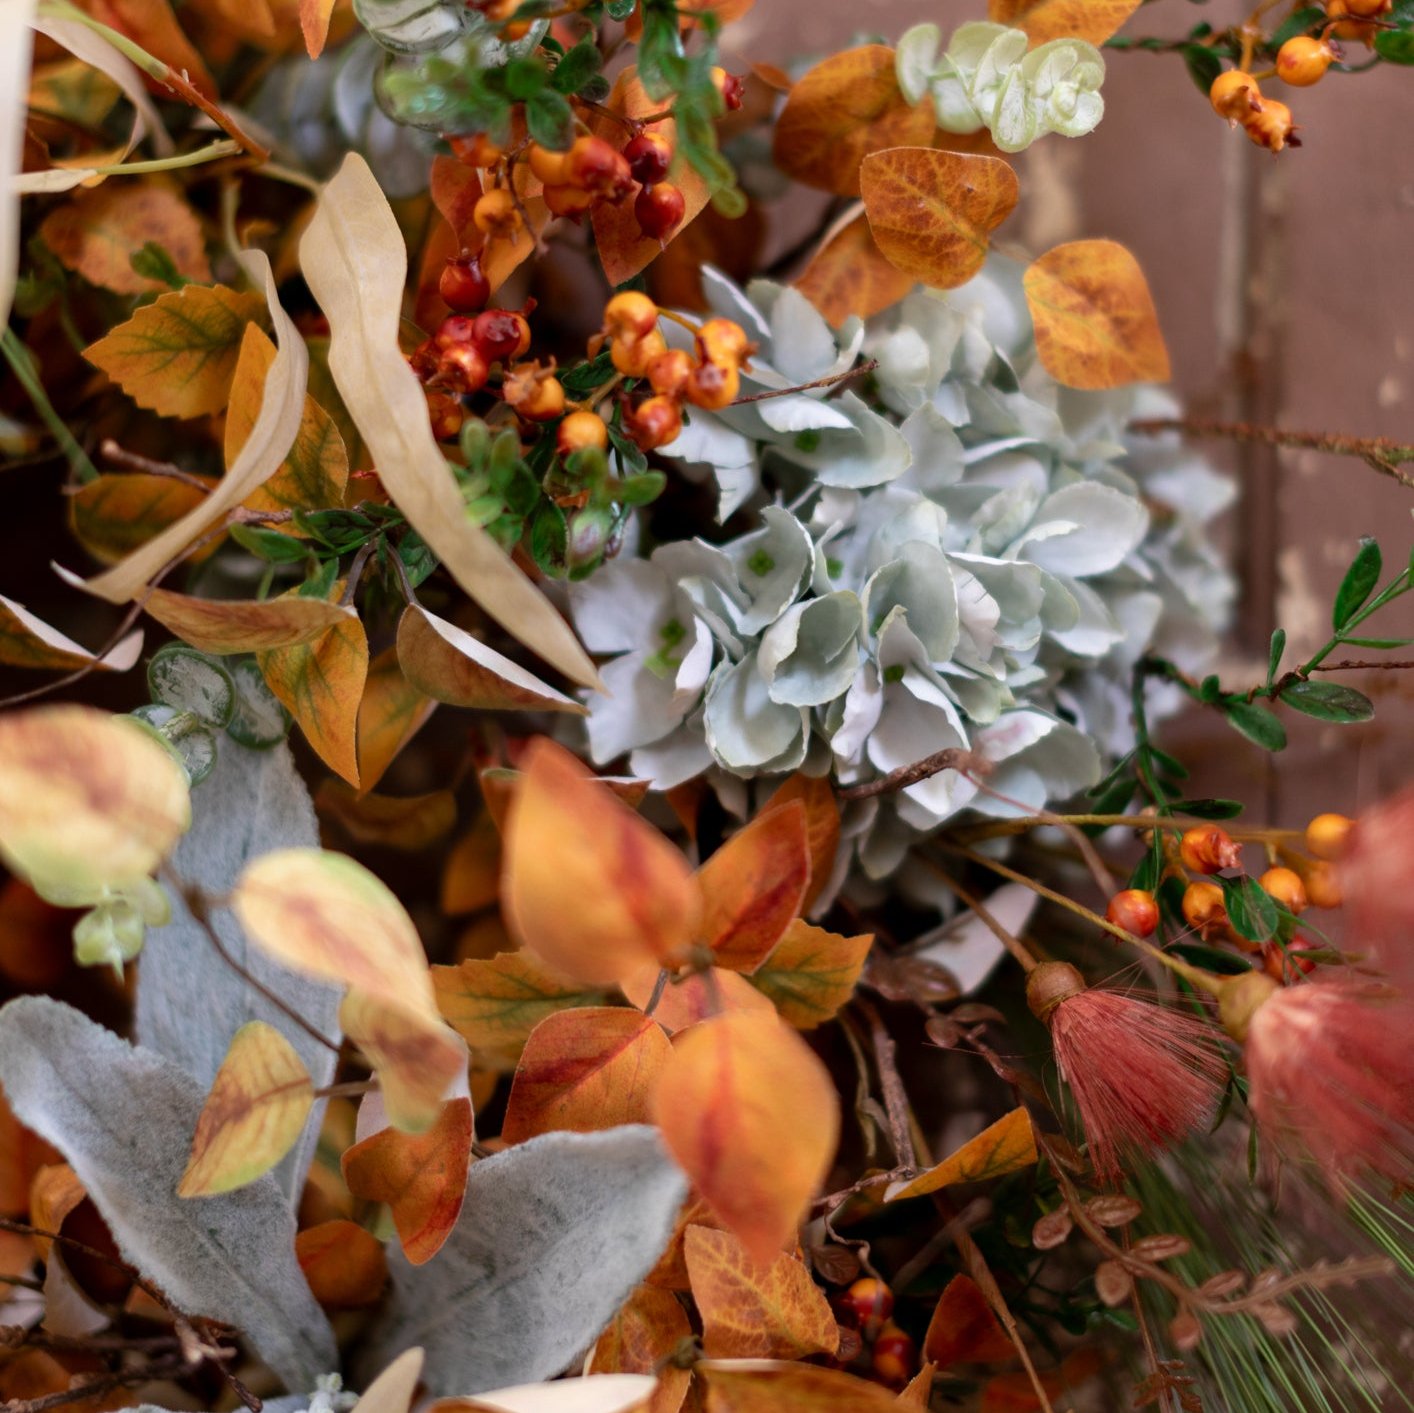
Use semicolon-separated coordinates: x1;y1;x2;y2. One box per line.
1332;537;1381;629
1279;679;1375;724
356;1126;686;1395
0;996;336;1388
1222;700;1287;752
1221;875;1279;943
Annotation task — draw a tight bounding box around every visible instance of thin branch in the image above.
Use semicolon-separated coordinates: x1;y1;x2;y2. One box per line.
731;359;878;406
838;747;979;801
857;999;916;1171
924;863;1039;974
1309;658;1414;673
98;440;212;492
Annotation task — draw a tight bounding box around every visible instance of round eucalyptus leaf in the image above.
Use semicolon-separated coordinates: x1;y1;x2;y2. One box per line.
147;643;236;729
226;659;293;750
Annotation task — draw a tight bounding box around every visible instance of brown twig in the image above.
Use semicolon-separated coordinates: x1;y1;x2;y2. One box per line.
838;747;979;801
0;1360;196;1413
923;863;1039;974
97;440;212;493
730;360;879;406
857;999;917;1171
1309;658;1414;673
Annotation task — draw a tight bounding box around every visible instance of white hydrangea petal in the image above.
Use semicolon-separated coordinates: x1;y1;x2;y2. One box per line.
783;393;913;489
896;22;942;104
584;650;687;764
760;592;863;707
1018;481;1150;577
768;286;841;385
703;654;807;772
864;542;960;664
568;558;672;654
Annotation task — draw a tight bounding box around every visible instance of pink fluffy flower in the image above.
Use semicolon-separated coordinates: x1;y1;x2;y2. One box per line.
1027;962;1229;1185
1242;976;1414;1185
1338;788;1414;987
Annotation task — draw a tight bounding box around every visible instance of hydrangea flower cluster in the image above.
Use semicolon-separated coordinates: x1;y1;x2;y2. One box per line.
568;261;1234;881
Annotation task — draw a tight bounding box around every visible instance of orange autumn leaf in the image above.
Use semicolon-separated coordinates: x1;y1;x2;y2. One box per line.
340;990;468;1133
28;1163;85;1260
501;1007;672;1144
89;0;216;96
590;1283;693;1413
429;155;484;248
357;645;437;795
0;596;142;675
0;880;70;990
796;214;915;329
861;148;1020;290
225;324;350;515
68;472;215;566
316;782;457;853
621;964;776;1035
258;607;369;788
503;738;700;987
695;801;810;973
143;588;355;655
299;0;337;56
652;1011;839;1267
898;1362;937;1407
645;1191;723;1292
749;920;872;1031
178;1021;314;1197
884;1108;1037;1202
765;775;840;914
1023;239;1171;390
678;0;755;20
41;181;211;294
698;1361;902;1413
924;1273;1015;1368
989;0;1142;45
979;1348;1104;1411
591;69;711;287
432;950;608;1053
342;1097;472;1264
295;1218;388;1306
440;811;502;917
772;47;936;197
84;283;266;418
685;1224;839;1360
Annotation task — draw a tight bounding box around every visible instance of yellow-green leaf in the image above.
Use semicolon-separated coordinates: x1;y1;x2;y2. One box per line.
432;951;607;1053
145;588;355;655
989;0;1142;46
0;594;142;674
67;472;214;566
750;920;872;1030
357;645;437;794
884;1108;1037;1202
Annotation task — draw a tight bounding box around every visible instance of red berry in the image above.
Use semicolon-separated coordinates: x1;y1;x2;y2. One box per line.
543;184;597;219
711;66;745;111
566;136;633;200
871;1323;916;1388
635;182;686;241
836;1277;894;1333
1105;888;1160;938
435;314;478;350
624;394;682;452
447;132;503;168
437;343;490;395
471;309;531;363
623;132;672;185
439;255;490;313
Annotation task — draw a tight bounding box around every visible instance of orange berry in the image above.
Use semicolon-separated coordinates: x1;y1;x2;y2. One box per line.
439;254;490;313
635;181;686;241
603;291;660;343
1305;812;1353;861
1209;70;1263;121
426;391;464;442
1324;0;1380;41
527;143;573;185
448;132;503;167
503;363;566;422
1180;824;1242;875
1106;889;1160;938
871;1323;917;1388
611;328;667;379
1276;35;1337;85
1258;866;1308;914
1342;0;1391;16
543;184;597;219
695;317;754;370
437;343;490;395
1182;880;1228;939
647;348;694;397
557;410;609;457
1302;860;1344;909
685;358;740;410
624;394;682;451
473;188;522;240
566;135;634;200
836;1277;895;1332
1242;98;1300;152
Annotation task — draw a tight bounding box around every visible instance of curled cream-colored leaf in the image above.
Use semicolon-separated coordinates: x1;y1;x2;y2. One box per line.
351;1347;425;1413
434;1374;657;1413
62;250;307;604
0;0;36;329
298;154;599;690
0;593;142;672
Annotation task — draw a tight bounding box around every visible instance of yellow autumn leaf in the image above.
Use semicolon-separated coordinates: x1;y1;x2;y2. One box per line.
178;1021;314;1197
432;950;607;1053
749;920;873;1030
989;0;1143;46
884;1108;1038;1202
796;213;914;329
357;645;438;794
144;587;355;655
67;472;214;567
0;595;142;674
1022;239;1171;390
84;283;267;419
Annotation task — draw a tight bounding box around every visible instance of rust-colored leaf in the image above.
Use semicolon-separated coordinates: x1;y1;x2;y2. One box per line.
898;1362;936;1407
89;0;216;95
772;47;936;197
258;606;369;788
699;1361;902;1413
621;965;776;1035
342;1097;473;1264
225;324;350;515
501;1007;672;1144
340;990;468;1133
68;473;214;566
749;920;872;1031
590;1284;693;1413
686;1225;838;1360
503;738;700;987
317;781;457;852
42;181;211;294
84;282;265;417
884;1108;1037;1202
979;1349;1104;1411
356;645;437;795
179;1021;314;1196
796;215;914;328
696;802;809;974
0;595;142;674
144;588;354;655
989;0;1142;45
861;148;1019;290
27;1163;85;1260
295;1219;388;1306
1022;239;1171;390
591;69;712;287
924;1273;1015;1368
652;1011;839;1267
432;950;608;1053
440;811;502;918
299;0;337;56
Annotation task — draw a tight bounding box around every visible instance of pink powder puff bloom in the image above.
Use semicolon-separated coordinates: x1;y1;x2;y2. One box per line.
1027;962;1229;1185
1338;787;1414;987
1233;973;1414;1186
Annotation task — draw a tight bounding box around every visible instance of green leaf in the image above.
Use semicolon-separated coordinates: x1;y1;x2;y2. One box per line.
1270;5;1326;46
1333;537;1382;629
560;349;615;397
528;499;567;577
1171;798;1244;820
1128;850;1161;893
1222;700;1287;752
230;524;310;563
1266;627;1285;689
504;56;547;100
1150;747;1189;781
1338;635;1414;649
1279;679;1375;723
525;88;574;149
1170;943;1253;976
1221;876;1279;944
617;471;667;506
1375;28;1414;62
129;241;188;289
551;36;603;95
1181;41;1223;94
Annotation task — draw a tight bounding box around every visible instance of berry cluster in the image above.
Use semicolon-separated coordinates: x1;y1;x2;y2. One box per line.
830;1279;918;1390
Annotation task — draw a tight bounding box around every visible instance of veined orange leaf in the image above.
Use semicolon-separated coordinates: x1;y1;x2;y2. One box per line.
1022;239;1171;390
652;1011;839;1267
0;595;142;674
621;965;776;1035
989;0;1142;45
772;47;936;197
357;645;437;794
342;1096;473;1264
686;1225;839;1360
340;990;468;1133
440;811;502;918
765;776;840;914
884;1108;1037;1202
501;1008;671;1145
296;1219;388;1307
979;1349;1104;1411
178;1021;314;1197
299;0;337;56
589;1284;693;1413
924;1273;1016;1368
698;1360;903;1413
67;472;214;567
503;738;699;987
316;782;457;853
899;1362;937;1407
84;283;265;418
861;148;1019;290
144;588;354;655
796;213;913;328
28;1163;85;1261
749;921;872;1030
432;951;608;1053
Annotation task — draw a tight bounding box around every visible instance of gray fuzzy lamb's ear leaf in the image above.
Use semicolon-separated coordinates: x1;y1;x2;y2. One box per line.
137;741;341;1203
0;996;337;1389
356;1127;686;1396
